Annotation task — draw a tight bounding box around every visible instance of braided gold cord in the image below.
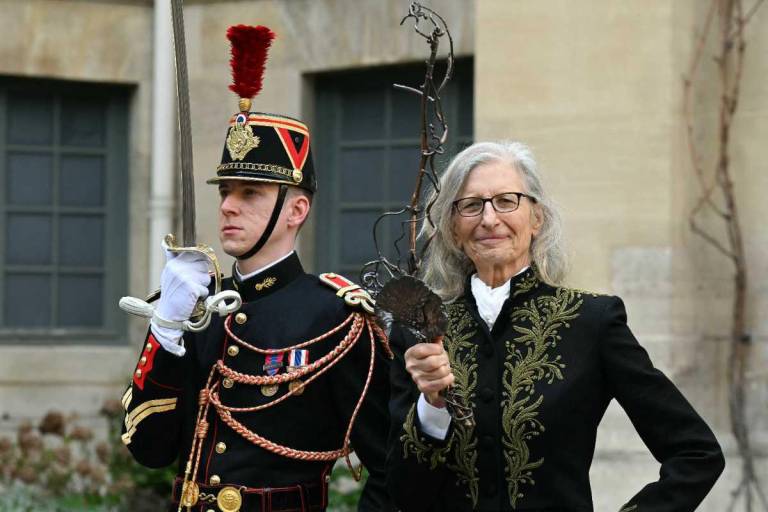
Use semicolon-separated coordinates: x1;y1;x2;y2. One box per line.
224;312;356;354
210;323;361;413
216;408;349;461
215;314;365;388
180;312;383;488
369;320;394;359
342;317;378;480
211;318;378;467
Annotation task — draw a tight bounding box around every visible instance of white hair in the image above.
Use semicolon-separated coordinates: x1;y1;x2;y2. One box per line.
420;141;567;301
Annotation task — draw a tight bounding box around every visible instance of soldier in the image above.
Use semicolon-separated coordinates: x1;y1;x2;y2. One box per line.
121;25;393;512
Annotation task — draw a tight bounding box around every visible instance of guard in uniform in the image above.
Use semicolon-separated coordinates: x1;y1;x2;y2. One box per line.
120;25;393;512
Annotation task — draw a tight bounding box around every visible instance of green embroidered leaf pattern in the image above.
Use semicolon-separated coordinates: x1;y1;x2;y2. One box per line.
401;405;449;468
513;271;539;297
502;286;583;508
400;301;481;506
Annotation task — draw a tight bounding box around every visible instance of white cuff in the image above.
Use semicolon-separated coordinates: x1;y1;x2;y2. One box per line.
416;393;452;440
149;322;187;357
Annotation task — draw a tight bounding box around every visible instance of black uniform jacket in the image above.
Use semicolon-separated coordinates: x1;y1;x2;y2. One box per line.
121;253;393;511
387;267;725;512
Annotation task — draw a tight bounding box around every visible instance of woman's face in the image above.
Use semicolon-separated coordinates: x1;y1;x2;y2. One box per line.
452;161;541;273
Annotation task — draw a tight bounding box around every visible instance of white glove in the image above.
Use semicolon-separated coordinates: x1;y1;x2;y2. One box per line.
150;250;211;355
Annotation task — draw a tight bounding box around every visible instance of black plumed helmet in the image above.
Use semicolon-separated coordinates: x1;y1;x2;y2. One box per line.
206;25;316;193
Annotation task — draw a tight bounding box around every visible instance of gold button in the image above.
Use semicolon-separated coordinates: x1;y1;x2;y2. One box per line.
135;368;142;377
235;312;247;324
140;356;147;365
222;378;234;389
326;273;337;279
206;510;215;512
145;343;152;352
209;475;221;485
215;442;227;454
227;345;240;357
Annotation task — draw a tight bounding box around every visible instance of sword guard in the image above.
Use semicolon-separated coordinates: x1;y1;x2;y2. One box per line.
118;234;243;331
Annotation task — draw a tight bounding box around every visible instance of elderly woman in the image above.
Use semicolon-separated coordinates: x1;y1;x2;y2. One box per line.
386;141;724;511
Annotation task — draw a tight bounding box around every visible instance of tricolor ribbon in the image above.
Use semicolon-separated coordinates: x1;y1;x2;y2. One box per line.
288;349;309;369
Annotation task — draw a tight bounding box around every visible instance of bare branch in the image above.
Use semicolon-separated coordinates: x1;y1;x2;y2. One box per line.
689;216;738;263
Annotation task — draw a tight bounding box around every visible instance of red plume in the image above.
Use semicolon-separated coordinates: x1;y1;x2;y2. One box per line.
227;25;276;99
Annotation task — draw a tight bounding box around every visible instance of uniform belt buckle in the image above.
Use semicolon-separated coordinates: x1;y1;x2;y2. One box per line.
216;486;243;512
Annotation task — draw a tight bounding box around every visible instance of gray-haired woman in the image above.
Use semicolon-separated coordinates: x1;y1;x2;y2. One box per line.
386;141;724;511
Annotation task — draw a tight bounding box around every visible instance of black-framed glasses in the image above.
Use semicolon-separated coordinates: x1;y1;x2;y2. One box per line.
452;192;537;217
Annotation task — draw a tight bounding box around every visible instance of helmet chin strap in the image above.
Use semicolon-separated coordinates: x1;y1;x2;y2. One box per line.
236;184;289;261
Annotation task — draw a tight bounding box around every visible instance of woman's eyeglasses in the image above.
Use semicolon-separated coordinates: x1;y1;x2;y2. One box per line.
452;192;537;217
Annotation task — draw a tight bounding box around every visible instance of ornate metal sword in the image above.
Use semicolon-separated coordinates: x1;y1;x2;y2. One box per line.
119;0;240;332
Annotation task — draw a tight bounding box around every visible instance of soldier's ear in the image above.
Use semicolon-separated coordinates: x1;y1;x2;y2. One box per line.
286;191;310;229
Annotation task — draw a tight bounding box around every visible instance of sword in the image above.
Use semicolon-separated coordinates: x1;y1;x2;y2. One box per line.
170;0;195;246
118;0;241;333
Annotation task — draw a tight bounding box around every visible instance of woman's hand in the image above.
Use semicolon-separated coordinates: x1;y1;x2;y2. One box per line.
404;336;454;408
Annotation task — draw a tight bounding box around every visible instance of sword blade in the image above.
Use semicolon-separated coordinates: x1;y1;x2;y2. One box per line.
170;0;196;246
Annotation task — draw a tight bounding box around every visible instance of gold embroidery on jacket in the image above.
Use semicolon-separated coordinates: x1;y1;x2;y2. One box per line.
513;270;539;297
501;287;583;507
401;405;449;468
401;301;480;505
255;276;277;291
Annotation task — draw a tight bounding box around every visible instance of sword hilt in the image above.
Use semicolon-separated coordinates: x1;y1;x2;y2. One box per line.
118;234;242;332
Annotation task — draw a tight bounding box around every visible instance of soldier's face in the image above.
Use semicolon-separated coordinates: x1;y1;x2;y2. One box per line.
218;180;286;257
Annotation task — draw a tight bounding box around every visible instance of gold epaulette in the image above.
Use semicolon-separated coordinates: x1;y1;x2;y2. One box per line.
318;273;375;315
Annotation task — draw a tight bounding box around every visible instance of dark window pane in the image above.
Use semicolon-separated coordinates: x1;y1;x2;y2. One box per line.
60;155;105;206
7;94;54;145
58;275;102;327
339;148;385;202
457;75;474;138
388;146;427;205
340;210;379;265
381;210;412;265
59;215;103;267
341;89;385;141
4;273;51;327
7;152;53;206
6;214;52;265
61;97;107;147
390;89;421;139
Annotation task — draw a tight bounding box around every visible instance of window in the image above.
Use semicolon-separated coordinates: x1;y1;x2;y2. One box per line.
313;60;473;277
0;78;129;343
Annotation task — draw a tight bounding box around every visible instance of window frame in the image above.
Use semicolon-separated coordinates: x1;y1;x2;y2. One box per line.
312;60;473;277
0;77;130;345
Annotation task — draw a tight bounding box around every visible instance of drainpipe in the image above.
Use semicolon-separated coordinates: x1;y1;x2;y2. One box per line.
148;0;176;288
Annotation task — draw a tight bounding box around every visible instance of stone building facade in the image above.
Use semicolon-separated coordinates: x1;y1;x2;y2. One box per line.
0;1;765;509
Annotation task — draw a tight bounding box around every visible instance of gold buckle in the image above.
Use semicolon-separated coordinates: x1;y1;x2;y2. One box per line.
180;481;199;507
217;486;243;512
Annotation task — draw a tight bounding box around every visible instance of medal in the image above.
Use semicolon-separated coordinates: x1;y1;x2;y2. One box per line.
263;353;285;375
287;349;309;373
288;380;305;395
261;384;278;397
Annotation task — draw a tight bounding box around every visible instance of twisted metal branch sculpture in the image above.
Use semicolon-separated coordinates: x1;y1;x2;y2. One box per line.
360;3;472;427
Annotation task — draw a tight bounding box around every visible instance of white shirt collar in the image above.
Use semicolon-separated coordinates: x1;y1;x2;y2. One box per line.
236;250;295;281
470;266;529;330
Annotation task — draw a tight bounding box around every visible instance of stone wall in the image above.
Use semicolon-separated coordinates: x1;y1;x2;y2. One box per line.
1;1;765;509
476;1;767;509
0;0;153;431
